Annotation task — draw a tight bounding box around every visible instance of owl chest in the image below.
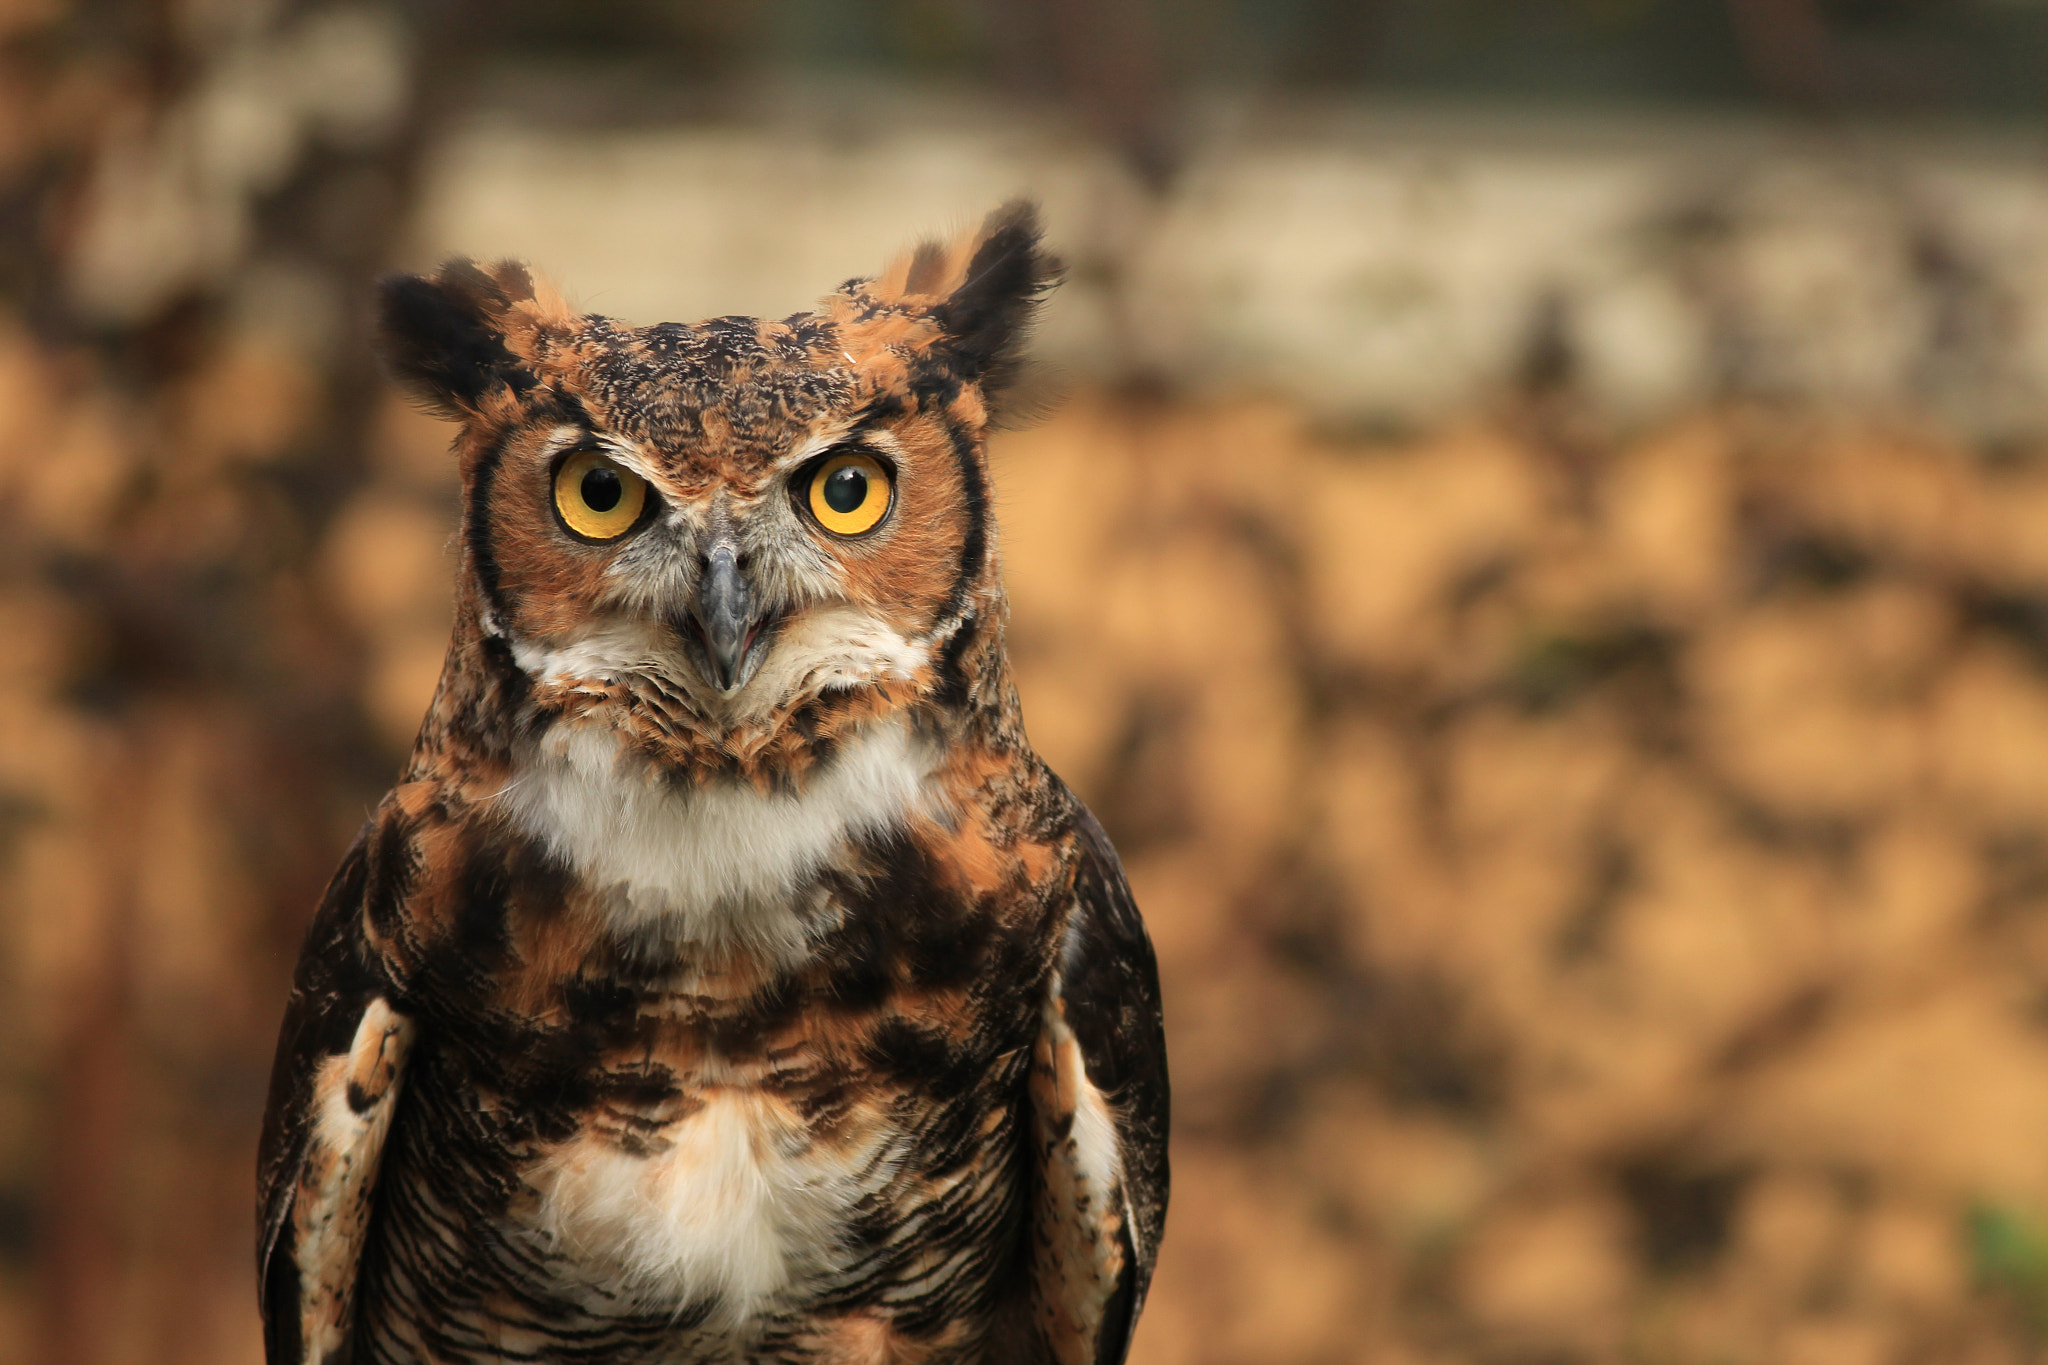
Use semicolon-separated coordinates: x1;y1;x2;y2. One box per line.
498;992;1032;1329
465;714;1042;1326
515;1033;909;1323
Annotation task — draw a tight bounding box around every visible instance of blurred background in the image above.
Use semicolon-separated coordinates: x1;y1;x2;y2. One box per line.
18;2;2048;1362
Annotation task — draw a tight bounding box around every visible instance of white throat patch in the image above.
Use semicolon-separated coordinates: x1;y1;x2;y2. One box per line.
497;714;939;961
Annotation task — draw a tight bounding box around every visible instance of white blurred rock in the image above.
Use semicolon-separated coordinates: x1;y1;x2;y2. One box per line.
409;89;2048;434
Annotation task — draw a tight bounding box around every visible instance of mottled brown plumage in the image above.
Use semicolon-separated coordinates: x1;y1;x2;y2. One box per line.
258;203;1168;1365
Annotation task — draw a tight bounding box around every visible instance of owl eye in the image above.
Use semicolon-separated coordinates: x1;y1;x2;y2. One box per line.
553;450;649;542
804;451;893;537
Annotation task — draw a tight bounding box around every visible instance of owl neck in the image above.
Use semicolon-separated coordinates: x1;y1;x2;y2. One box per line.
402;584;1027;800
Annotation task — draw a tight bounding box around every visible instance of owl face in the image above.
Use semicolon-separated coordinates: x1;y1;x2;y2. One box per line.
380;204;1058;770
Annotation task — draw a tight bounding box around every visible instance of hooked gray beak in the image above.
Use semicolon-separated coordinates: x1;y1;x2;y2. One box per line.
680;542;776;694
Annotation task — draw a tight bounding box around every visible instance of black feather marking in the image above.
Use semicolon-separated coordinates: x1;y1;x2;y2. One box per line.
930;410;990;709
463;432;510;624
256;819;410;1363
933;201;1064;406
1093;1219;1140;1365
376;259;539;417
1039;798;1172;1361
361;807;420;945
260;1225;304;1365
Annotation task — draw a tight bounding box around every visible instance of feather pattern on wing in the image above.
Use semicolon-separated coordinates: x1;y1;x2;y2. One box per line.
258;821;417;1365
1030;807;1171;1365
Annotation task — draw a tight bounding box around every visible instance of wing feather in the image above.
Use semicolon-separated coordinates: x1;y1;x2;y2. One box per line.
257;827;415;1365
1029;804;1171;1365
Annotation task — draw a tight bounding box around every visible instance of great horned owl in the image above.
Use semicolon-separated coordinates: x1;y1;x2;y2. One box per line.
257;203;1169;1365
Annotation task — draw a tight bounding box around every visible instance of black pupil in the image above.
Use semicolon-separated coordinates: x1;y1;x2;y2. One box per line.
823;465;869;515
580;466;623;513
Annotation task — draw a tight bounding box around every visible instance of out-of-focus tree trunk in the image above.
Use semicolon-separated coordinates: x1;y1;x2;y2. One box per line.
38;738;142;1365
0;2;469;1360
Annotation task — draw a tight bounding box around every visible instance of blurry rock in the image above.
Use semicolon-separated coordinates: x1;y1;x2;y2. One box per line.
1718;986;2048;1206
1690;596;1931;819
995;400;1148;790
320;492;454;750
1300;1095;1491;1246
1136;1146;1382;1365
1853;1197;1968;1313
1977;461;2048;589
369;393;461;494
1313;719;1454;969
1733;1170;1849;1300
1455;1186;1634;1350
1152;958;1330;1136
131;718;259;1045
1854;814;1980;974
0;360;130;551
1006;641;1134;813
990;396;1142;631
321;493;451;629
1514;991;1714;1154
1607;774;1833;1043
1928;643;2048;828
1777;1313;1890;1365
1302;426;1543;670
1754;428;1996;577
363;631;448;755
1120;847;1239;971
1442;706;1638;855
170;340;320;470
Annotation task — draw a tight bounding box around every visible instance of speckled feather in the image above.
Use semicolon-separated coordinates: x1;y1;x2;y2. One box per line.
257;203;1168;1365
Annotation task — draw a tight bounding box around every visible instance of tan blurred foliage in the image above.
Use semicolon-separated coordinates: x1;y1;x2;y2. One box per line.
992;396;2048;1365
0;1;439;1361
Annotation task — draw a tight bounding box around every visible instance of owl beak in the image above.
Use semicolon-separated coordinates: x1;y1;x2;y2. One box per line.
682;543;772;694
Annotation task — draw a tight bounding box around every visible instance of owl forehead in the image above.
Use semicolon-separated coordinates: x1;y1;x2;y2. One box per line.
535;301;936;486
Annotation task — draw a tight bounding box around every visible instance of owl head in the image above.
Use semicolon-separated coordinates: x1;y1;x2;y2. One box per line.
381;202;1060;784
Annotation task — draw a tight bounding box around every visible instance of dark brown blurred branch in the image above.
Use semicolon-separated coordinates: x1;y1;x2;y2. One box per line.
38;734;143;1365
1725;0;1837;108
991;0;1179;191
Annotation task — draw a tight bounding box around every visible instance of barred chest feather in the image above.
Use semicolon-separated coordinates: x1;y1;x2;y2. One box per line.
480;713;1018;1332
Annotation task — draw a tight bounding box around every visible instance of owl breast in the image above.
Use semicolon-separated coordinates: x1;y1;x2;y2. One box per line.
522;1074;907;1327
484;710;988;1330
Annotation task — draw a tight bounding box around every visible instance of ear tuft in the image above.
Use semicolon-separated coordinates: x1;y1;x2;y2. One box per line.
376;259;540;418
933;200;1064;405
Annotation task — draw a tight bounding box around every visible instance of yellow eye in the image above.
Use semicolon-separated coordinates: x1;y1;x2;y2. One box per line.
553;450;648;542
805;451;892;537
